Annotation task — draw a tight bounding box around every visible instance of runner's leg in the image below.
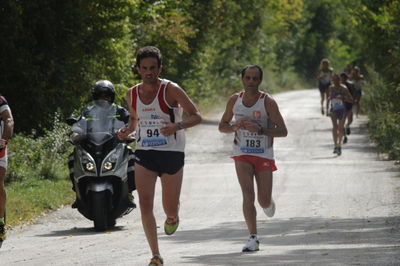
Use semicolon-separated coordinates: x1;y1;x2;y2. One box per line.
135;164;159;255
346;109;353;129
160;168;183;219
255;170;273;209
338;119;346;145
235;160;257;235
330;115;339;146
320;91;325;114
355;96;361;117
0;167;6;219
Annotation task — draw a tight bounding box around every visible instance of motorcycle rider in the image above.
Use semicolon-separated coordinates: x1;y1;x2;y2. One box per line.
68;80;136;208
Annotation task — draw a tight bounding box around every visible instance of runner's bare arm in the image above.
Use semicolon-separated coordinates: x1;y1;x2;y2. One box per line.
117;88;138;139
259;97;287;137
326;86;331;114
1;109;14;140
219;94;241;133
161;83;202;136
315;69;321;80
342;85;354;103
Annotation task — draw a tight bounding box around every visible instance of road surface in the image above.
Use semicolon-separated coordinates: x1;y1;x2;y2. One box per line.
1;89;399;265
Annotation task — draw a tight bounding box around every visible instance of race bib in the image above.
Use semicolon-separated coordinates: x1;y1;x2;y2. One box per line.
331;98;344;111
139;119;175;147
238;130;266;154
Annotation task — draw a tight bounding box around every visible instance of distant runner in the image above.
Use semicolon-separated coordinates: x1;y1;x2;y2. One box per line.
350;66;365;117
340;72;356;143
316;58;333;115
326;74;353;155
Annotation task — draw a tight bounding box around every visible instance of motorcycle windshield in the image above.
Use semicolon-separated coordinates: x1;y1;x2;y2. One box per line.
79;101;125;145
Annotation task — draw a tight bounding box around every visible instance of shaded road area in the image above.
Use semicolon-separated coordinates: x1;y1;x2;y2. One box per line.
1;89;399;265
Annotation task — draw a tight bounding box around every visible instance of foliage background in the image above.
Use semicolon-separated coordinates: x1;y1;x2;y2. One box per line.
1;0;399;186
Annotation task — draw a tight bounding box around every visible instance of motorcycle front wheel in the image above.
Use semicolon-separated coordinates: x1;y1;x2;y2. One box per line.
91;191;110;231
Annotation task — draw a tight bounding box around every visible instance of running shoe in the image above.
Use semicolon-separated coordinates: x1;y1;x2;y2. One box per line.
337;146;342;156
127;193;136;208
148;255;164;266
333;147;338;154
0;222;5;248
346;126;351;135
164;216;179;235
242;235;260;252
263;199;276;217
343;136;348;144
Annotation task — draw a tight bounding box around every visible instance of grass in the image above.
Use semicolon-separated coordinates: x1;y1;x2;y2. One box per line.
6;178;74;228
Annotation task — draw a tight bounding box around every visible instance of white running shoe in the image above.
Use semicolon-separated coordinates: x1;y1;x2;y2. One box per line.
263;199;276;217
242;235;259;252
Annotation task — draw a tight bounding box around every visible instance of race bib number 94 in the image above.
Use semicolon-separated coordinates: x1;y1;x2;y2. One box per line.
139;119;170;147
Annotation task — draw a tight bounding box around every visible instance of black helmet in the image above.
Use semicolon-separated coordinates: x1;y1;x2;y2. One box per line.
92;80;115;103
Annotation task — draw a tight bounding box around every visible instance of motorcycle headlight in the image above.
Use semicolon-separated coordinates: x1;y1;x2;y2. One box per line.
81;151;96;173
101;145;123;172
103;161;113;171
86;162;95;171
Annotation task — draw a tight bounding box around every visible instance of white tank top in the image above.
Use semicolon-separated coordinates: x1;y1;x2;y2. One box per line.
352;78;364;91
0;96;10;139
131;79;185;152
319;69;332;83
232;91;274;160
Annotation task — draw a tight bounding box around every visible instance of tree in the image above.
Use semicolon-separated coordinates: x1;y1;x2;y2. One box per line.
0;0;135;133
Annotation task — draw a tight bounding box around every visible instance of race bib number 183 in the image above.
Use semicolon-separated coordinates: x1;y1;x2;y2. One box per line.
239;130;266;153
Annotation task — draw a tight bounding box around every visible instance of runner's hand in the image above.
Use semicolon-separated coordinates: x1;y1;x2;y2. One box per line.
242;120;260;133
160;122;178;137
117;127;130;140
231;123;241;131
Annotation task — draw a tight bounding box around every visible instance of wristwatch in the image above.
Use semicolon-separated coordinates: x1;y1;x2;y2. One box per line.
177;121;185;130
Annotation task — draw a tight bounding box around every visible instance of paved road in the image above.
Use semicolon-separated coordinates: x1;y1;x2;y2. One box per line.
1;89;399;265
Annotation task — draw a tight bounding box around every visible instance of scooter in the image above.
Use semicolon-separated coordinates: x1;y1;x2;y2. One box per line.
66;101;135;231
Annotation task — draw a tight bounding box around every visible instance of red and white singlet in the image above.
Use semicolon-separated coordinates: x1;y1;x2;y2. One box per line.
130;79;185;152
232;91;274;160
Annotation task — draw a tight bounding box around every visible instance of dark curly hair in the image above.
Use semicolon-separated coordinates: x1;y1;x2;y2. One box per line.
135;46;163;68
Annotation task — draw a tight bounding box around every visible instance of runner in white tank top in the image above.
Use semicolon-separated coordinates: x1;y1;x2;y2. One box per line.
117;46;201;266
316;58;333;115
232;91;274;160
131;79;185;152
219;65;287;253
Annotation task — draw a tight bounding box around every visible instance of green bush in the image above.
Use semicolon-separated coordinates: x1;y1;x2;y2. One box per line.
363;67;400;160
7;113;72;184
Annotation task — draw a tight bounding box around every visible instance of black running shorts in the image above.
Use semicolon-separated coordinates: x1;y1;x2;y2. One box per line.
344;102;353;111
134;150;184;176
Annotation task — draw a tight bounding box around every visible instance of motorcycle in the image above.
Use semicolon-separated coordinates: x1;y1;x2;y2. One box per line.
66;101;135;231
